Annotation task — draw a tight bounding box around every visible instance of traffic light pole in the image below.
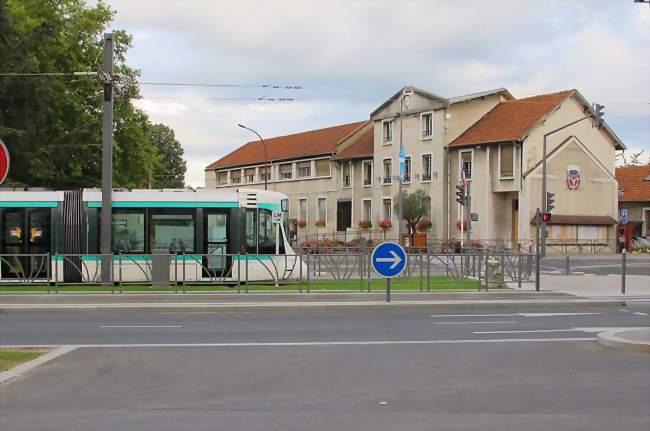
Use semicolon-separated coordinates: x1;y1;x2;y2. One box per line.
541;113;596;256
466;182;471;242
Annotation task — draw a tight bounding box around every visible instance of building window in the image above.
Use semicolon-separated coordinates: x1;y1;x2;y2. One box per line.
149;211;195;253
297;161;311;178
383;159;392;184
299;198;308;224
342;162;351;188
112;210;145;253
315;159;331;177
362;161;372;186
499;143;515;179
421;154;432;182
217;172;228;186
382;198;392;221
421;112;432;138
363;199;372;221
279;163;292;180
403;157;411;183
244;168;255;183
382;120;393;143
460;150;473;180
317;198;327;225
230;170;241;184
259;168;271;182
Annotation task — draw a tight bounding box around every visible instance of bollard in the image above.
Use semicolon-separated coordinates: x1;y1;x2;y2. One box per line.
565;255;570;276
621;249;626;295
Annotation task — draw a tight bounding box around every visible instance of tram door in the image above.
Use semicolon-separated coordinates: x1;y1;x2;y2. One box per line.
1;209;50;278
203;211;230;277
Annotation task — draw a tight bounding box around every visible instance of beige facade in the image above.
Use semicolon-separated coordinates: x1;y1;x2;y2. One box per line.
205;86;624;248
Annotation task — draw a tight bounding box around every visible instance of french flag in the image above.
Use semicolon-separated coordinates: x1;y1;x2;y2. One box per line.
460;167;467;187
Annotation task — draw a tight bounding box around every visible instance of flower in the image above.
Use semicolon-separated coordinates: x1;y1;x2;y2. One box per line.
378;219;392;230
358;220;373;229
416;217;432;232
315;220;326;228
297;220;307;228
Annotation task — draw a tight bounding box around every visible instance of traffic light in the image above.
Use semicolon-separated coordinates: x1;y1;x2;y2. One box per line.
592;103;605;127
546;192;555;213
542;212;551;223
455;185;466;206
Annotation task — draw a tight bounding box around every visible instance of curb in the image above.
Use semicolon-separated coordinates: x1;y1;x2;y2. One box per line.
0;298;647;311
0;346;77;385
597;329;650;353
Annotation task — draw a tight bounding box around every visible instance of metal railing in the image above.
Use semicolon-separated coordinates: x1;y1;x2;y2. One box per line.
0;250;535;294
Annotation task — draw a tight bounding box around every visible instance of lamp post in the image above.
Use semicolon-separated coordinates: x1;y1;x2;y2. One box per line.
238;124;269;190
540;104;604;256
397;89;412;245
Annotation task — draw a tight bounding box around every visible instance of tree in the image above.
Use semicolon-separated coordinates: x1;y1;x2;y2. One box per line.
0;0;186;189
617;150;647;167
148;123;186;188
393;189;431;234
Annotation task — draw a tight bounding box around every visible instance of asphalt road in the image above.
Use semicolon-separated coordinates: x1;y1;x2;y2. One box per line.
1;305;649;431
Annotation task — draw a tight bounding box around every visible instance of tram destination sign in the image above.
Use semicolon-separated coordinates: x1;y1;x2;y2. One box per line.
0;139;9;185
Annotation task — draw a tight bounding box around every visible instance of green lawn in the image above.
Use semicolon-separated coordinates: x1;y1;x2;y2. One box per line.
0;350;43;372
0;276;488;292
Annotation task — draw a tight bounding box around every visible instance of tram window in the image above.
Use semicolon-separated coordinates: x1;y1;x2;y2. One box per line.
150;211;195;253
112;210;145;253
258;209;283;254
245;209;257;253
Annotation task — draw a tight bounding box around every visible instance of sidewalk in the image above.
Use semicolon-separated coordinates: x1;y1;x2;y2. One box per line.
597;328;650;353
525;274;650;299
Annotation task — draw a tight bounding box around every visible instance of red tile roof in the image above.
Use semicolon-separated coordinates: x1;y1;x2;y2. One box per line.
449;90;574;148
616;165;650;202
207;121;365;170
331;129;374;161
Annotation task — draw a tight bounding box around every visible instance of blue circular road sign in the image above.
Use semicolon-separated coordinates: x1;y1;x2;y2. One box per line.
371;242;407;278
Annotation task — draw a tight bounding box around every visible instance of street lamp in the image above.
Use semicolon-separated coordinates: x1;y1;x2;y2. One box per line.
397;89;412;245
238;124;269;190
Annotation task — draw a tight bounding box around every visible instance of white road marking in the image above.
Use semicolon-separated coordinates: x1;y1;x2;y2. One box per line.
473;329;578;334
573;327;647;333
619;309;630;312
518;312;601;317
100;325;183;328
430;312;601;318
0;338;599;349
434;321;517;325
633;312;648;316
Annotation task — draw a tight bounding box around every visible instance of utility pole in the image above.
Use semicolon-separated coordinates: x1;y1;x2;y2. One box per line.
100;33;114;284
397;89;412;246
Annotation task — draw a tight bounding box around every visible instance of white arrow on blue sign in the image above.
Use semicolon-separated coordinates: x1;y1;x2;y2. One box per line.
371;242;407;278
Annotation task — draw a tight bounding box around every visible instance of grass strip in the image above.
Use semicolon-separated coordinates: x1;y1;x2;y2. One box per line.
0;350;44;372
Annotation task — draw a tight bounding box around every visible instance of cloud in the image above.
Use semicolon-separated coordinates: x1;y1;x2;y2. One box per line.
99;0;649;187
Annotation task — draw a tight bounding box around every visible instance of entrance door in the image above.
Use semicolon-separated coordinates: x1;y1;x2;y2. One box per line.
1;209;50;278
203;211;230;277
337;200;352;232
511;199;519;247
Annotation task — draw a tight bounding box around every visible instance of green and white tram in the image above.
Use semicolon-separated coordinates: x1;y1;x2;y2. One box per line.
0;188;302;283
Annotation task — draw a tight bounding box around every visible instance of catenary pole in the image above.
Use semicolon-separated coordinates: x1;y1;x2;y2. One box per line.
100;33;114;284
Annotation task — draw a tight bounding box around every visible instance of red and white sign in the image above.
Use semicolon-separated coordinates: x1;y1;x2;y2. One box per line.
0;139;9;184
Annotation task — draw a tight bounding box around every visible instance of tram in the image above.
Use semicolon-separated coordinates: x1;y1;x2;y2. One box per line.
0;188;303;283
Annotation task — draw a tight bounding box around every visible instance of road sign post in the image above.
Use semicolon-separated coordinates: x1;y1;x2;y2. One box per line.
371;242;408;303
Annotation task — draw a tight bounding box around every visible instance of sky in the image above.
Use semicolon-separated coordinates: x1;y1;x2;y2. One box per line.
100;0;650;187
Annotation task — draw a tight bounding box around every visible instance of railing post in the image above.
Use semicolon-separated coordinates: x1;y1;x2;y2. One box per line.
477;251;482;290
54;253;59;293
517;253;522;289
245;255;249;294
426;251;430;292
306;253;310;293
299;252;303;293
621;248;626;295
46;253;51;294
359;253;364;292
419;253;423;292
182;253;186;293
119;252;123;293
237;253;241;294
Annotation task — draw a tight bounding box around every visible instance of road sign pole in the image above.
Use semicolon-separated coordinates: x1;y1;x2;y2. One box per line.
386;278;390;303
100;33;114;285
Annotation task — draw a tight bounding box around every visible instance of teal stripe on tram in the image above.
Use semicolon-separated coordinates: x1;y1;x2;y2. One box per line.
258;203;281;211
0;201;58;208
86;201;238;208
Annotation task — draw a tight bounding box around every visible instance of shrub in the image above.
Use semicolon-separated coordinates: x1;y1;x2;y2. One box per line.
315;220;326;228
358;220;373;229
